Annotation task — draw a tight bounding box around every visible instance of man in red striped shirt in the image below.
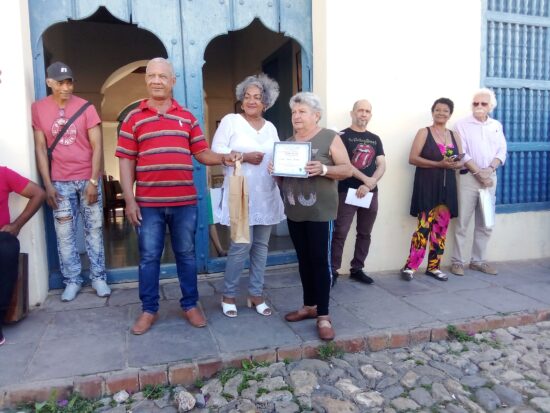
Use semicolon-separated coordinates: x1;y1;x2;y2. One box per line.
117;58;232;335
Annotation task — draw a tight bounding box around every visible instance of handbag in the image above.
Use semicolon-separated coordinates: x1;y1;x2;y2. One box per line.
228;160;250;243
47;101;92;173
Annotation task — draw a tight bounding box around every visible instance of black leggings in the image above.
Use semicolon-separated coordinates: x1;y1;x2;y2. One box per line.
0;232;20;332
287;219;333;316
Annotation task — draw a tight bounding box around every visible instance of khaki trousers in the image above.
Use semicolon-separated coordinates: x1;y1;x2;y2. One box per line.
452;172;497;265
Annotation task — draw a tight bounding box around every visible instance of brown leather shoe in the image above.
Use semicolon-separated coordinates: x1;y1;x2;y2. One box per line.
451;263;465;276
184;306;207;328
469;262;498;275
285;306;317;322
131;312;159;335
317;316;335;341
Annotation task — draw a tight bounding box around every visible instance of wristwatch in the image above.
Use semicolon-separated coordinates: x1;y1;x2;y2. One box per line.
89;178;98;187
320;164;328;176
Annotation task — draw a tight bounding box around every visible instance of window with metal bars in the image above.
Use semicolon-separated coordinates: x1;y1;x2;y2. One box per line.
482;0;550;212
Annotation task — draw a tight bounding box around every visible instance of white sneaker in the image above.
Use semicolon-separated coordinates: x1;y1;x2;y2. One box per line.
61;283;82;302
92;279;111;297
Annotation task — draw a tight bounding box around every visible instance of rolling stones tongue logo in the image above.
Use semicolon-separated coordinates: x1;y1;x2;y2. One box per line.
351;144;375;169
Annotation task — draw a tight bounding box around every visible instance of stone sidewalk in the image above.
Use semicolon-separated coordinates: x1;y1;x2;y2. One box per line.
1;258;549;406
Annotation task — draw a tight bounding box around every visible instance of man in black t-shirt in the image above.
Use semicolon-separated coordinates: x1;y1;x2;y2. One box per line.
331;100;386;286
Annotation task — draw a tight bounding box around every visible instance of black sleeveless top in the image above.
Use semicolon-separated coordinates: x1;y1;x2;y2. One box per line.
409;128;459;217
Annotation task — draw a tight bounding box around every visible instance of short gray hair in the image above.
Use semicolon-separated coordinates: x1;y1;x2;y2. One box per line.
473;87;497;110
146;57;174;77
235;74;280;109
289;92;323;120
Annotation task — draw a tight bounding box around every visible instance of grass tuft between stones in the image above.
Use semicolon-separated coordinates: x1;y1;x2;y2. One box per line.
447;324;501;348
17;390;102;413
142;384;165;400
317;341;344;360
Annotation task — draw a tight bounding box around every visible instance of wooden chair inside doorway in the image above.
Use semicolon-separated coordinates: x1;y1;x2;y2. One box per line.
103;176;125;221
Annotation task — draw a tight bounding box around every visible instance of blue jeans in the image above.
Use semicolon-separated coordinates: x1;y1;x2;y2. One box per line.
223;225;272;298
138;205;198;313
52;180;106;285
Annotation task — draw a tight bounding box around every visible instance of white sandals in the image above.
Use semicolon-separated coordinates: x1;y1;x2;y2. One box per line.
222;297;272;317
401;267;414;281
221;299;238;318
425;269;448;281
247;297;272;316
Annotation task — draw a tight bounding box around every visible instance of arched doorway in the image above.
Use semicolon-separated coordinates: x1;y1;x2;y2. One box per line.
202;18;301;272
35;7;169;287
29;0;313;287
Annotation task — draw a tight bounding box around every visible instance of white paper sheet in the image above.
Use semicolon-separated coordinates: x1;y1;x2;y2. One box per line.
344;188;373;208
478;188;495;228
210;188;222;224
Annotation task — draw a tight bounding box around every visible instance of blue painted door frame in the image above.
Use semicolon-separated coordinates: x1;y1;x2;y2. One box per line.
28;0;312;286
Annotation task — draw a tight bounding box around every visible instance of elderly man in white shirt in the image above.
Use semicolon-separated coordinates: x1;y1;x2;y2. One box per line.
451;88;507;276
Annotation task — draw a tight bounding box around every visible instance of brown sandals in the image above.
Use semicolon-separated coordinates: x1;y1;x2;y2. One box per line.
284;306;334;340
284;306;317;322
317;316;335;341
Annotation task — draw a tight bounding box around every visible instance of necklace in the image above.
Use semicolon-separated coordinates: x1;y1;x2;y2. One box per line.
148;99;171;115
431;127;448;146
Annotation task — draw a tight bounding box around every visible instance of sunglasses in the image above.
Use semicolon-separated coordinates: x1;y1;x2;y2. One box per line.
472;102;489;107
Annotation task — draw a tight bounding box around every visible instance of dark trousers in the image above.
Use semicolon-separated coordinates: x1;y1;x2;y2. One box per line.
287;219;332;316
0;232;20;333
331;191;379;272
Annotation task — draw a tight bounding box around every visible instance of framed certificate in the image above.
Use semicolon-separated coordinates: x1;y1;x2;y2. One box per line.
272;141;311;178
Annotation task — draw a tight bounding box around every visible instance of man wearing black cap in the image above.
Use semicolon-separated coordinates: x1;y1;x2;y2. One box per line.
32;62;110;301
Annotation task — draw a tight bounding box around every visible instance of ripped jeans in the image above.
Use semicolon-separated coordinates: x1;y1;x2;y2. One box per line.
52;180;107;285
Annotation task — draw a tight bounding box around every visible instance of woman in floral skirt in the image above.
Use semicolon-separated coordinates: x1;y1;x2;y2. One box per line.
401;98;464;281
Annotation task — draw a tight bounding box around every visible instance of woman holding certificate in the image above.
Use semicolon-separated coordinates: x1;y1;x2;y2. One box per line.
211;74;285;318
279;92;352;341
400;98;463;282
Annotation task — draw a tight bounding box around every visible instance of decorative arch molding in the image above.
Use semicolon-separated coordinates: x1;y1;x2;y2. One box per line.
100;60;148;94
30;0;312;104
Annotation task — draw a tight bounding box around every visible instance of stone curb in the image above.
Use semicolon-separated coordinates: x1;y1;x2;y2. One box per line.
1;308;549;408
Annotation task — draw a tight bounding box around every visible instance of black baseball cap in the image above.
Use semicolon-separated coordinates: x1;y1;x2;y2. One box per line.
46;62;74;81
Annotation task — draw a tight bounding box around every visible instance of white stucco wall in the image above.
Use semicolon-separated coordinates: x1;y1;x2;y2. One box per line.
313;0;550;273
0;0;49;305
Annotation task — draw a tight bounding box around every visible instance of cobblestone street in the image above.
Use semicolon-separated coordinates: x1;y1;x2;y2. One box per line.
113;322;550;412
5;322;550;412
1;259;550;411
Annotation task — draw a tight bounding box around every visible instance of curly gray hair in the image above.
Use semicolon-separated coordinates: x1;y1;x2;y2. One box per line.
235;74;280;109
289;92;323;120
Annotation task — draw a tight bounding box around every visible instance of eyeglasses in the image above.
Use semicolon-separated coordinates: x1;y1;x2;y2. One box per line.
472;102;489;107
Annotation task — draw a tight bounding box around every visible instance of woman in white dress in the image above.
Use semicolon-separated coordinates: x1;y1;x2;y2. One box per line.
211;74;285;317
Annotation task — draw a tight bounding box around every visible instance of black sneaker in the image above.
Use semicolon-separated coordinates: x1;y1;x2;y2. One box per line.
349;269;374;284
331;271;339;288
